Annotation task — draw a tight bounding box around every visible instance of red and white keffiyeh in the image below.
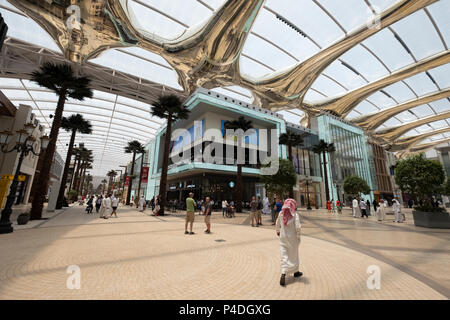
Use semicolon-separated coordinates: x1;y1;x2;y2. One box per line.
281;198;297;225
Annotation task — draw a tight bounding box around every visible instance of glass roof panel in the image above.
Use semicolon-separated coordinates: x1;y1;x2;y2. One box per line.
89;49;182;90
264;0;345;48
339;44;389;82
362;28;414;70
242;34;296;73
309;75;347;100
0;5;61;52
316;0;371;33
430;119;449;129
426;0;450;47
409;105;435;118
367;0;398;13
382;117;402;127
428;63;450;88
396;110;419;123
0;78;22;87
249;9;320;63
402;72;438;96
366;91;396;109
239;56;273;79
390;9;445;60
321;61;367;91
351;100;380;115
429;98;450;113
382;81;417;103
127;1;186;39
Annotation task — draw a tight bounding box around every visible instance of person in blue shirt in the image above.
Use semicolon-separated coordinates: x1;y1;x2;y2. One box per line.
272;197;283;225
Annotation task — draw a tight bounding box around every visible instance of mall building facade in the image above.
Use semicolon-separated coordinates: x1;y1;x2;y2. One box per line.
135;89;401;209
143;89;324;208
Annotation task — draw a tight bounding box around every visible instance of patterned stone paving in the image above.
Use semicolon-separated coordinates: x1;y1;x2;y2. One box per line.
0;205;448;300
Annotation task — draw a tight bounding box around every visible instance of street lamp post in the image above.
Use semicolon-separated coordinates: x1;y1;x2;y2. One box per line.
119;165;127;200
115;169;123;195
0;124;49;234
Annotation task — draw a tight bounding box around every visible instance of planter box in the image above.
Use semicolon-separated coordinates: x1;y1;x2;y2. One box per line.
412;210;450;229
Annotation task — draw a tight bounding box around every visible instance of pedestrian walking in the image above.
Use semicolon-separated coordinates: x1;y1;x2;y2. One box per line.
257;196;263;226
204;196;212;234
376;199;386;222
86;195;94;214
138;195;146;212
185;192;196;235
250;196;258;227
111;195;119;218
393;198;403;223
276;198;302;286
102;194;112;219
336;199;342;214
273;197;283;225
352;197;360;218
95;195;102;213
366;199;371;215
360;199;368;218
222;199;228;218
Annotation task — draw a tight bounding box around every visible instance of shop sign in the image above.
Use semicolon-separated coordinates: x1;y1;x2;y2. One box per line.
141;167;149;183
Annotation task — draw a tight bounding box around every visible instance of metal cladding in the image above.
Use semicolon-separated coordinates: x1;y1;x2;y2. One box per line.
4;0;449;154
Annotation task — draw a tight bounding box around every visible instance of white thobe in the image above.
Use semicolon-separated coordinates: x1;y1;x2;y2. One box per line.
393;201;402;222
102;197;112;218
276;212;301;274
262;198;271;214
376;203;386;221
352;199;360;217
138;198;146;211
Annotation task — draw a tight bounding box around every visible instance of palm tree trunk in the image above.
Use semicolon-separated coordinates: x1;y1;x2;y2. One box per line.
159;115;172;216
126;152;136;205
288;146;294;199
323;152;330;202
236;164;243;213
76;161;84;194
30;90;66;220
79;165;86;195
72;156;82;192
56;129;76;209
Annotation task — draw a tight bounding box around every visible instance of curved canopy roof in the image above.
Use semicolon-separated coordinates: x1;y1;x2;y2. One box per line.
0;0;449;175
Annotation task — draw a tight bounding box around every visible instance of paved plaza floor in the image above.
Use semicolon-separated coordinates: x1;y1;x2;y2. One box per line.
0;204;448;300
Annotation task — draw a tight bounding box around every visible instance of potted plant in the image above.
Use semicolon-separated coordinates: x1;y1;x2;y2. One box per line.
17;212;30;225
394;153;449;228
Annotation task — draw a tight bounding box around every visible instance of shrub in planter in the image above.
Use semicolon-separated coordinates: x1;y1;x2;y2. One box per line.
17;212;30;225
67;189;78;202
394;153;448;227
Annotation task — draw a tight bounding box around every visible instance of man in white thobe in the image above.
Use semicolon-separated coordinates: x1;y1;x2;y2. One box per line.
393;198;403;223
262;196;271;215
102;194;112;219
352;197;360;218
276;198;302;286
138;195;146;212
376;199;386;222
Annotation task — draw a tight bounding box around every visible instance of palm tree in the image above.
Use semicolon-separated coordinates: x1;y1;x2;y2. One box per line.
30;62;93;220
312;139;336;203
279;131;304;198
101;179;107;194
56;114;92;209
124;140;145;205
224;116;253;213
74;148;92;194
150;95;190;215
106;170;117;194
70;146;83;191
